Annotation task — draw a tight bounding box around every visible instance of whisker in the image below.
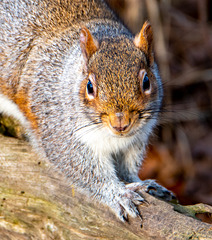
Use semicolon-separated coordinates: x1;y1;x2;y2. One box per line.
74;123;104;143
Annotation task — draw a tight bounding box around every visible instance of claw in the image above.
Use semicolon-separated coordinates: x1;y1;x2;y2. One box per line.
119;213;128;222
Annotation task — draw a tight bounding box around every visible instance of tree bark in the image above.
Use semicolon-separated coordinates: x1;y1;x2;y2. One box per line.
0;134;211;240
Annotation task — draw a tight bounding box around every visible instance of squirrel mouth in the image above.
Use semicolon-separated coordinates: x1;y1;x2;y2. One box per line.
109;122;131;135
107;112;135;136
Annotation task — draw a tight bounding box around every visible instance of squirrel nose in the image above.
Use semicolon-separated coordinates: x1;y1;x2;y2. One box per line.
109;112;130;133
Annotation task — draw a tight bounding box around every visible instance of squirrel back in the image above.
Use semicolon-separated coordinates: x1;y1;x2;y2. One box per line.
0;0;172;222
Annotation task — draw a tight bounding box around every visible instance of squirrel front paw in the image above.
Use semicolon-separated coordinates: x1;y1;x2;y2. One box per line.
108;188;145;222
106;180;176;221
126;180;176;202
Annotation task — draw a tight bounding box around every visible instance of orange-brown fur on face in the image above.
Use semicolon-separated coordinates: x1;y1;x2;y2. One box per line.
79;35;159;136
105;111;138;135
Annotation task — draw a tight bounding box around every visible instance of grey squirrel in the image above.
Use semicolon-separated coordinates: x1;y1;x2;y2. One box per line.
0;0;175;221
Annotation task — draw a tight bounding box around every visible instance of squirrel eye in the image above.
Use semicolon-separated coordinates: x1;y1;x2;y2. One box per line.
86;74;96;99
142;74;150;92
139;69;151;94
87;80;94;95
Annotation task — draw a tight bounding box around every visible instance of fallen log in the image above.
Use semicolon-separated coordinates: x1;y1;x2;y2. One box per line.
0;134;211;239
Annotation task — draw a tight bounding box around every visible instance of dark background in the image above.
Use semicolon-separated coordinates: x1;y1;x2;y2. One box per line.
106;0;212;207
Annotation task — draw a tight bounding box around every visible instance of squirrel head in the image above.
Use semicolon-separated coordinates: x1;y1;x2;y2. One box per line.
79;22;161;137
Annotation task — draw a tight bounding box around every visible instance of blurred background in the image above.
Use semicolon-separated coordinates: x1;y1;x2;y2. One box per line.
106;0;212;209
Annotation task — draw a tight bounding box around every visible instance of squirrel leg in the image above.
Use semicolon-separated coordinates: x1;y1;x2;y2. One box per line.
88;165;146;221
62;149;145;221
115;146;176;202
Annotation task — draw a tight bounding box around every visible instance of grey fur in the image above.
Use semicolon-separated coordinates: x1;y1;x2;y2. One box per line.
0;0;174;220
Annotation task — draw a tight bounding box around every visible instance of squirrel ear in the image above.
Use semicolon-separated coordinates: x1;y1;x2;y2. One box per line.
80;26;99;63
134;21;154;66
